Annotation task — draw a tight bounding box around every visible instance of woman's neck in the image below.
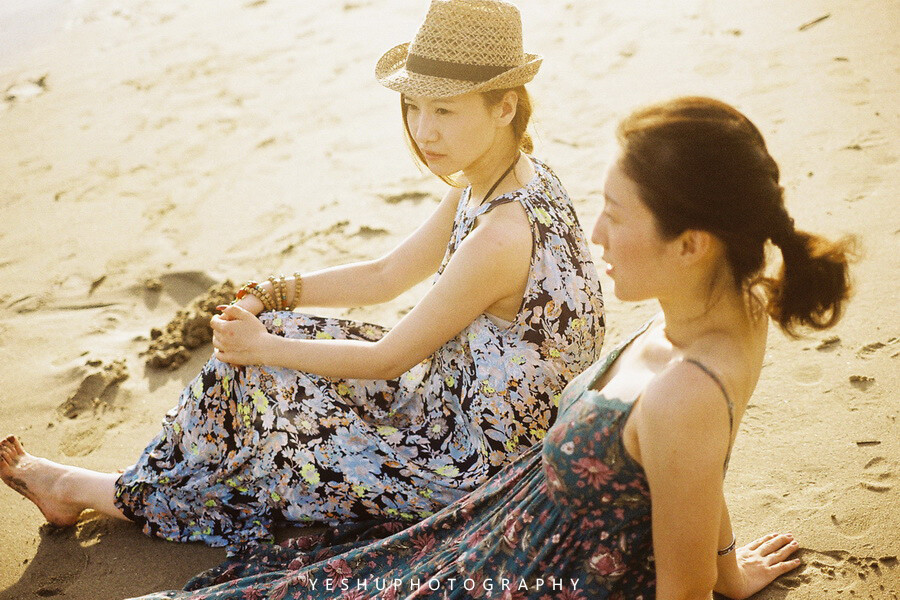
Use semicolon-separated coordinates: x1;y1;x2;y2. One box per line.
463;134;521;203
656;272;748;350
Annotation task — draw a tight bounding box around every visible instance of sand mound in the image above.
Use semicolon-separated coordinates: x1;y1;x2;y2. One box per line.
143;280;237;370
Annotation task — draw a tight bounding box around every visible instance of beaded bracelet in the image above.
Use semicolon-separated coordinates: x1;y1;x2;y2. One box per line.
277;274;288;309
237;281;276;312
237;272;301;312
291;271;303;308
268;275;285;311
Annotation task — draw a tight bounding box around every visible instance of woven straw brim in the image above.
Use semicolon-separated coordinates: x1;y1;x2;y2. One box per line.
376;42;542;98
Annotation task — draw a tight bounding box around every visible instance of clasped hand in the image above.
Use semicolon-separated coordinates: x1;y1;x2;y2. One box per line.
210;305;273;366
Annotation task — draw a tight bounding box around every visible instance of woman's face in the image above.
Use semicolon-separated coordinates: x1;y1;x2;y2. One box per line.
592;157;679;302
403;92;502;177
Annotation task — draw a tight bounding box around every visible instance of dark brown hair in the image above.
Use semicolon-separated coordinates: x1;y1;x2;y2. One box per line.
401;85;534;186
616;96;855;336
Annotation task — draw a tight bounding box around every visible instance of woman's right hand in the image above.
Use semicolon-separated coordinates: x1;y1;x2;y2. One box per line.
727;533;802;599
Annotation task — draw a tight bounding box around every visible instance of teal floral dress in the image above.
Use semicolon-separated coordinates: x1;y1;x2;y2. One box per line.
114;157;605;551
129;322;681;600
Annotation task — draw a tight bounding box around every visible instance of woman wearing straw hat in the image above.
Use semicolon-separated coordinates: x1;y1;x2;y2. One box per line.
127;96;854;600
1;0;604;551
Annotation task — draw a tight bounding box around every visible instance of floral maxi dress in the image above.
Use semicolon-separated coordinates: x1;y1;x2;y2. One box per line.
130;320;733;600
114;157;605;550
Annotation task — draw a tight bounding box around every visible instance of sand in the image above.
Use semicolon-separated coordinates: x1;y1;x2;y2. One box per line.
1;0;897;598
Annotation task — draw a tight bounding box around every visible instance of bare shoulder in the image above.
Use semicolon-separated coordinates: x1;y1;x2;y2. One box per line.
631;361;733;478
469;200;533;254
639;361;733;436
442;185;465;204
434;185;464;214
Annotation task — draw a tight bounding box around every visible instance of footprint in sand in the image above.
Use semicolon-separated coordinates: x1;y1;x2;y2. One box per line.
792;362;823;385
859;455;894;493
57;359;128;420
829;510;872;539
59;415;126;458
777;549;899;596
856;336;899;359
815;335;841;351
849;374;876;391
53;358;129;456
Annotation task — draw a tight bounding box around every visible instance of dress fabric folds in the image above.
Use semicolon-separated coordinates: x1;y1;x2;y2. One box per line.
131;323;658;600
114;157;606;551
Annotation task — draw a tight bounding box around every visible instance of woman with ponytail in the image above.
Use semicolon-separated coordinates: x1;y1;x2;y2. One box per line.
107;96;854;599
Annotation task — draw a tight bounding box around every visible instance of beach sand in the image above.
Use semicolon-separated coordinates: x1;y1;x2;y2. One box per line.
1;0;897;598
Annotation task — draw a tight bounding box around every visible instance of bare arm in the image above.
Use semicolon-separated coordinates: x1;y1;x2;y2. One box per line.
636;364;732;600
236;187;462;314
212;204;532;379
637;363;801;600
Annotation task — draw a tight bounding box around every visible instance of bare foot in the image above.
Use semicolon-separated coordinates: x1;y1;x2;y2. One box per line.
0;435;83;526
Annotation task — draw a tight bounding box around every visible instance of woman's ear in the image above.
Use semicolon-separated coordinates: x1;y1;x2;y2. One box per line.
494;90;519;126
677;229;716;265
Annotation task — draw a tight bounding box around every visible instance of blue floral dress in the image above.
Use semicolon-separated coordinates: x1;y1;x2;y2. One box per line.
114;157;605;551
128;321;706;600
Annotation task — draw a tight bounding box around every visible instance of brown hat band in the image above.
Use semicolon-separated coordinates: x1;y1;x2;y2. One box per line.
405;53;513;83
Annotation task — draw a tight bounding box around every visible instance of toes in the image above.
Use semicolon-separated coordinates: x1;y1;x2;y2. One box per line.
11;436;25;455
0;440;22;468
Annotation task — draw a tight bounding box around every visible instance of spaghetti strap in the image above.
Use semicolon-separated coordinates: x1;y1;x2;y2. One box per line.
683;358;735;473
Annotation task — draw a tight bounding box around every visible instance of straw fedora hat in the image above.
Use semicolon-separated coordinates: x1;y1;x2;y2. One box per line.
375;0;542;98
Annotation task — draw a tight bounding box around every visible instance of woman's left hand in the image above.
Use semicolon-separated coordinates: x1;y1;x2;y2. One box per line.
210;304;274;366
727;533;802;599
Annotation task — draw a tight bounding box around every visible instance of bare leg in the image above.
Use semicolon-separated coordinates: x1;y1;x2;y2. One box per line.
0;435;129;526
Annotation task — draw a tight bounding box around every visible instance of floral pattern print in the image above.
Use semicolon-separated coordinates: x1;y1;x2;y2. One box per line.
129;323;659;600
114;157;605;551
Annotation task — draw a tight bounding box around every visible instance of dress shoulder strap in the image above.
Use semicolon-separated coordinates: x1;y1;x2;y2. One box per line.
476;156;547;217
682;358;735;473
479;195;518;214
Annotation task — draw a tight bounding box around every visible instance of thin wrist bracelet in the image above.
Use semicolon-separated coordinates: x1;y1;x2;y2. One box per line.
717;535;737;556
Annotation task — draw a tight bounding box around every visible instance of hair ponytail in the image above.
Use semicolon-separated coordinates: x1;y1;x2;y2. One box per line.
616;96;857;336
762;229;856;337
